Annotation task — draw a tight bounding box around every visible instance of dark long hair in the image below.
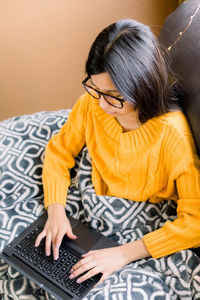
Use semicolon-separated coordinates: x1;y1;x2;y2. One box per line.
85;19;178;123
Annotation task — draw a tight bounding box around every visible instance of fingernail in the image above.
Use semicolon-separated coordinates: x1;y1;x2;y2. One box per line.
77;278;81;284
69;274;74;279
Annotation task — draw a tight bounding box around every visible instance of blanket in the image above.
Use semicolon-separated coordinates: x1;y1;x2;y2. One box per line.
0;110;200;300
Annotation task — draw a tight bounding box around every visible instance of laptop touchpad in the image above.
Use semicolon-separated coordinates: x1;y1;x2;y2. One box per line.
62;222;100;253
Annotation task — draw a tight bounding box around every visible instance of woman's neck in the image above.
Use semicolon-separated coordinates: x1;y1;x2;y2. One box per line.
116;110;141;132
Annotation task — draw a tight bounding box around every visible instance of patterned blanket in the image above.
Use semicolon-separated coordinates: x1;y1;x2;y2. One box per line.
0;110;200;300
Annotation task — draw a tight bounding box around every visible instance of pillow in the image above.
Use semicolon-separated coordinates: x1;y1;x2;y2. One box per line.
0;109;70;250
159;0;200;156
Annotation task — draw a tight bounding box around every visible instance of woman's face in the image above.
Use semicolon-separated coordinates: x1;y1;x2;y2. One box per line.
90;72;135;117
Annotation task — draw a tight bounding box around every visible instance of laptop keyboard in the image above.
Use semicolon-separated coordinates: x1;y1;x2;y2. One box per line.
13;225;99;298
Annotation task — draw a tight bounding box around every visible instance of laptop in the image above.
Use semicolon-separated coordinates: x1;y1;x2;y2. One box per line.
0;211;118;300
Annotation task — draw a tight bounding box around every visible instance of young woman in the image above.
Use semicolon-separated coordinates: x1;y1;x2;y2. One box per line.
35;19;200;285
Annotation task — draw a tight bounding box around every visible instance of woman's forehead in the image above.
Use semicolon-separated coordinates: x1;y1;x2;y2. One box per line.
90;73;118;93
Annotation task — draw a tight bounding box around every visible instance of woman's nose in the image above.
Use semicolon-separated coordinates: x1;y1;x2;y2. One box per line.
99;96;110;110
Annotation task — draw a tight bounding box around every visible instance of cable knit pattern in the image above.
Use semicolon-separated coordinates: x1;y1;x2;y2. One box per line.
43;93;200;258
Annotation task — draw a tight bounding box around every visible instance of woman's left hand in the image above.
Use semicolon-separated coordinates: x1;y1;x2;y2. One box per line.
69;245;129;285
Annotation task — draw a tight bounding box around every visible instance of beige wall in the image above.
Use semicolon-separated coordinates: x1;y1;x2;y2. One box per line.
0;0;178;121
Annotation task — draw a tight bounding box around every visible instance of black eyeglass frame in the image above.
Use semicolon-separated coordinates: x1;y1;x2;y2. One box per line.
82;77;126;109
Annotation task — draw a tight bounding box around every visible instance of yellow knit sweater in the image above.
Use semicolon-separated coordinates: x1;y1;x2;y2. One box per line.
43;93;200;258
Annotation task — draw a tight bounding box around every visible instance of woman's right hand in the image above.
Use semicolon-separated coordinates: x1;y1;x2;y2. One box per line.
35;204;77;260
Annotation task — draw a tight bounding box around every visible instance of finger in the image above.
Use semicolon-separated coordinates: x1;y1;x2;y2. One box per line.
52;239;60;260
55;231;64;249
76;267;101;284
53;231;65;260
35;230;46;247
70;260;96;279
71;255;92;273
65;225;77;240
69;262;95;279
53;245;59;260
45;232;52;256
81;251;94;258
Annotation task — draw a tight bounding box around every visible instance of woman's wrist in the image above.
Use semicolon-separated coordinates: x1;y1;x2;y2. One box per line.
47;203;65;217
120;239;150;264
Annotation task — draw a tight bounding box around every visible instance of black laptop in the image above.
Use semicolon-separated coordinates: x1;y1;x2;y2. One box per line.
0;211;118;300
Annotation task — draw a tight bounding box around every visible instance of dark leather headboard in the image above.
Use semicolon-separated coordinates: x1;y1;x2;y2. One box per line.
159;0;200;156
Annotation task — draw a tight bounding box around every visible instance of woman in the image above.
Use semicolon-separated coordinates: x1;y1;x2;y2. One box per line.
35;19;200;285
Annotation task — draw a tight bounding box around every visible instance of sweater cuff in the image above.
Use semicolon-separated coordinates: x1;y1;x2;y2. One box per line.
43;178;69;209
143;226;178;258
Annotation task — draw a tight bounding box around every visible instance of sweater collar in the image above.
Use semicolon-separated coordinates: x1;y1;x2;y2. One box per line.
92;99;164;149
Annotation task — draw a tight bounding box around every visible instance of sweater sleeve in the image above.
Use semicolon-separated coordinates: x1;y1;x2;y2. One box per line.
42;93;89;208
143;129;200;258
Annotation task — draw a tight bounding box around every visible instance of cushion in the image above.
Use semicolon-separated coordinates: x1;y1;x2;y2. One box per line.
159;0;200;156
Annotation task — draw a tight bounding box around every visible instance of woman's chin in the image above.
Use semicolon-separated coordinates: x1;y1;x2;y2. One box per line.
105;110;116;116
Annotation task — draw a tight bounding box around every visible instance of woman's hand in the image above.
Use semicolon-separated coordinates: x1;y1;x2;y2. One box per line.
69;246;128;285
69;246;128;283
69;240;150;285
35;204;77;260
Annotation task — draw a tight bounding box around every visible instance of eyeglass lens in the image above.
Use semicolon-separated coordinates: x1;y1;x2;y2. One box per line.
84;86;123;108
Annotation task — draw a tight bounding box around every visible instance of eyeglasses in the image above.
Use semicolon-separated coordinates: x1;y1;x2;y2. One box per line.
82;77;125;109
